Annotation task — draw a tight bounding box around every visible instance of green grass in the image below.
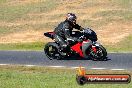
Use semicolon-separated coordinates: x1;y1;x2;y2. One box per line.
0;65;132;88
0;42;44;51
105;34;132;52
1;34;132;52
0;34;132;52
0;0;58;22
0;25;27;35
0;0;131;52
0;27;12;35
0;0;60;34
115;0;132;8
0;0;8;4
81;0;132;28
27;22;59;30
93;10;132;22
0;3;32;22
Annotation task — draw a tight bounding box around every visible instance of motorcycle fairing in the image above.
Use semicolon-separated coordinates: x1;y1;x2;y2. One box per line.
71;42;84;57
71;40;92;58
82;40;92;58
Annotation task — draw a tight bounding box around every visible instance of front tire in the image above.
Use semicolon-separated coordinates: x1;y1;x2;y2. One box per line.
44;42;62;60
89;45;107;61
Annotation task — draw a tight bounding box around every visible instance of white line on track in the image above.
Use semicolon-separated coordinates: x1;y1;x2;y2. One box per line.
0;64;8;66
48;66;66;68
25;65;37;67
71;67;85;69
90;68;106;70
111;69;125;71
0;64;127;70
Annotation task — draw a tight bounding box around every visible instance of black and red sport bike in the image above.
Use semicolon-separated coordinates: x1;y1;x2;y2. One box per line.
44;28;107;61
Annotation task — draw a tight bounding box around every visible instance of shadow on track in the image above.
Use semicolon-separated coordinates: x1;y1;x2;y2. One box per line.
57;57;111;61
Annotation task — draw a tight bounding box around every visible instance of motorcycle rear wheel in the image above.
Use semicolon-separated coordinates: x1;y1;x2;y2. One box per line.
44;42;62;60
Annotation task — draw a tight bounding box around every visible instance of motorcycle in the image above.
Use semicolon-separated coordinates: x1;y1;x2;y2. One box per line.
44;28;107;61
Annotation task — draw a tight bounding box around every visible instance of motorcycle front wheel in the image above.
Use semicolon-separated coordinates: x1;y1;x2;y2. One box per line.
89;45;107;61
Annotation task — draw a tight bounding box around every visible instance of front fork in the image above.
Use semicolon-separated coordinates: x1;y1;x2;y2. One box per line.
90;42;102;58
92;42;101;53
92;45;97;53
89;45;98;58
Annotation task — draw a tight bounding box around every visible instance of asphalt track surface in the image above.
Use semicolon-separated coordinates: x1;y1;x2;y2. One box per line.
0;51;132;70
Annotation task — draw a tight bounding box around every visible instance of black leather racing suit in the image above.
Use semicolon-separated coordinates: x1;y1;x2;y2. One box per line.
54;20;84;48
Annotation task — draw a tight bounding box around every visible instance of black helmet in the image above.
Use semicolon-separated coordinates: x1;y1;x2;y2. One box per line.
66;13;77;24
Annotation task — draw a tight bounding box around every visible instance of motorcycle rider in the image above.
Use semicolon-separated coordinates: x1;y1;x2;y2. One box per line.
54;13;92;52
54;13;83;49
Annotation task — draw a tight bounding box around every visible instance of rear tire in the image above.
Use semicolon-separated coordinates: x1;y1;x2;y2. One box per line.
44;42;62;60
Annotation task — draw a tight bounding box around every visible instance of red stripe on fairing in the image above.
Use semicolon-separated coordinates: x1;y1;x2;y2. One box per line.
84;40;89;42
48;32;55;34
71;42;84;57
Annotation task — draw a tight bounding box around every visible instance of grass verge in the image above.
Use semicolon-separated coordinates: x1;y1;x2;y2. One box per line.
105;35;132;52
0;42;44;51
0;65;131;88
0;40;132;52
0;0;58;22
0;34;132;52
